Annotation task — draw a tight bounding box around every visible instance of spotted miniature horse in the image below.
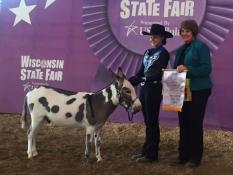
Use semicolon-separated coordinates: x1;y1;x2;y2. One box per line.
21;68;141;162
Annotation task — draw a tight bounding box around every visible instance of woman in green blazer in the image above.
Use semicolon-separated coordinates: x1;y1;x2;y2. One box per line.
173;20;212;167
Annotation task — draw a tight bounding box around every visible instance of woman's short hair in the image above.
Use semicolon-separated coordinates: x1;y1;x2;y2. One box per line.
179;20;199;38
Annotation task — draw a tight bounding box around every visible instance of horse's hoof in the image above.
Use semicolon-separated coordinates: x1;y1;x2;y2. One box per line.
32;151;38;157
97;158;102;162
85;154;89;159
28;154;33;159
28;152;38;159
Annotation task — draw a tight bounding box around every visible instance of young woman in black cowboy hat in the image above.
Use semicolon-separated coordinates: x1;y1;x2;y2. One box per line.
129;24;173;163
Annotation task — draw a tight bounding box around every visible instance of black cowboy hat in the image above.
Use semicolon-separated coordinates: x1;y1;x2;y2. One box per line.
142;24;173;38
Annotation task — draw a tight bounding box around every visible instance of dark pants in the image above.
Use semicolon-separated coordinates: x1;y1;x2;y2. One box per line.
178;88;211;164
140;83;162;161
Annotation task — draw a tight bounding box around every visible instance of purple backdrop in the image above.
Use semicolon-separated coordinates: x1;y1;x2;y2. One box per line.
0;0;233;131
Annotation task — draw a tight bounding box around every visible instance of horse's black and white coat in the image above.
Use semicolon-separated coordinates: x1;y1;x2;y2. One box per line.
21;68;141;162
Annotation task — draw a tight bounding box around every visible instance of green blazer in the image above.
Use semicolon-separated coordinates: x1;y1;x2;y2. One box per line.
174;40;213;91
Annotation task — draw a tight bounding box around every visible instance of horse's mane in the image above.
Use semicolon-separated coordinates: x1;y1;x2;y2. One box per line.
92;81;117;94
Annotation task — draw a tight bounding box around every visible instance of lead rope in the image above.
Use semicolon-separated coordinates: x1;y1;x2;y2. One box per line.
127;97;138;122
127;110;134;122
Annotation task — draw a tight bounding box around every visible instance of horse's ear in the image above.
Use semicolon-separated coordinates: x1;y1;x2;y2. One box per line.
109;68;124;84
109;68;114;75
109;68;118;78
117;67;126;79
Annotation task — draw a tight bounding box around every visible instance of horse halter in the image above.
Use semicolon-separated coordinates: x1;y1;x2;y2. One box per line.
116;83;138;121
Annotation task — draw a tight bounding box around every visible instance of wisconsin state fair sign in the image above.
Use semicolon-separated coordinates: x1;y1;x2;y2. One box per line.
1;0;233;131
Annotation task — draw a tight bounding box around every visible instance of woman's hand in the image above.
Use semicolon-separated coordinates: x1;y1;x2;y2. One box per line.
177;65;188;73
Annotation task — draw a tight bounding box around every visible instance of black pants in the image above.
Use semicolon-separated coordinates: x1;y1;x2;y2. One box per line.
178;88;211;163
140;83;162;160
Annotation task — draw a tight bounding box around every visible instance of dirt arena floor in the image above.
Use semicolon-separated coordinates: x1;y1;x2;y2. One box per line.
0;114;233;175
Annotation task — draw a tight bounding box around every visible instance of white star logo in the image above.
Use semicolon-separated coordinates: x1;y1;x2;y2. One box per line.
45;0;56;9
124;21;138;37
9;0;36;26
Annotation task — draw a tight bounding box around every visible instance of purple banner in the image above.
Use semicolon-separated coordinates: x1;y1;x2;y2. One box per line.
0;0;233;131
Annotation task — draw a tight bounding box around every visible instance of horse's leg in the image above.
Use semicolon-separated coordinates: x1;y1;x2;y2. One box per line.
85;127;94;159
27;125;32;156
94;129;102;162
27;114;42;159
31;121;40;157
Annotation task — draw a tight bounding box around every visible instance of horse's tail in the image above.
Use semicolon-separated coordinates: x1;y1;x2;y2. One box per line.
21;96;28;129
